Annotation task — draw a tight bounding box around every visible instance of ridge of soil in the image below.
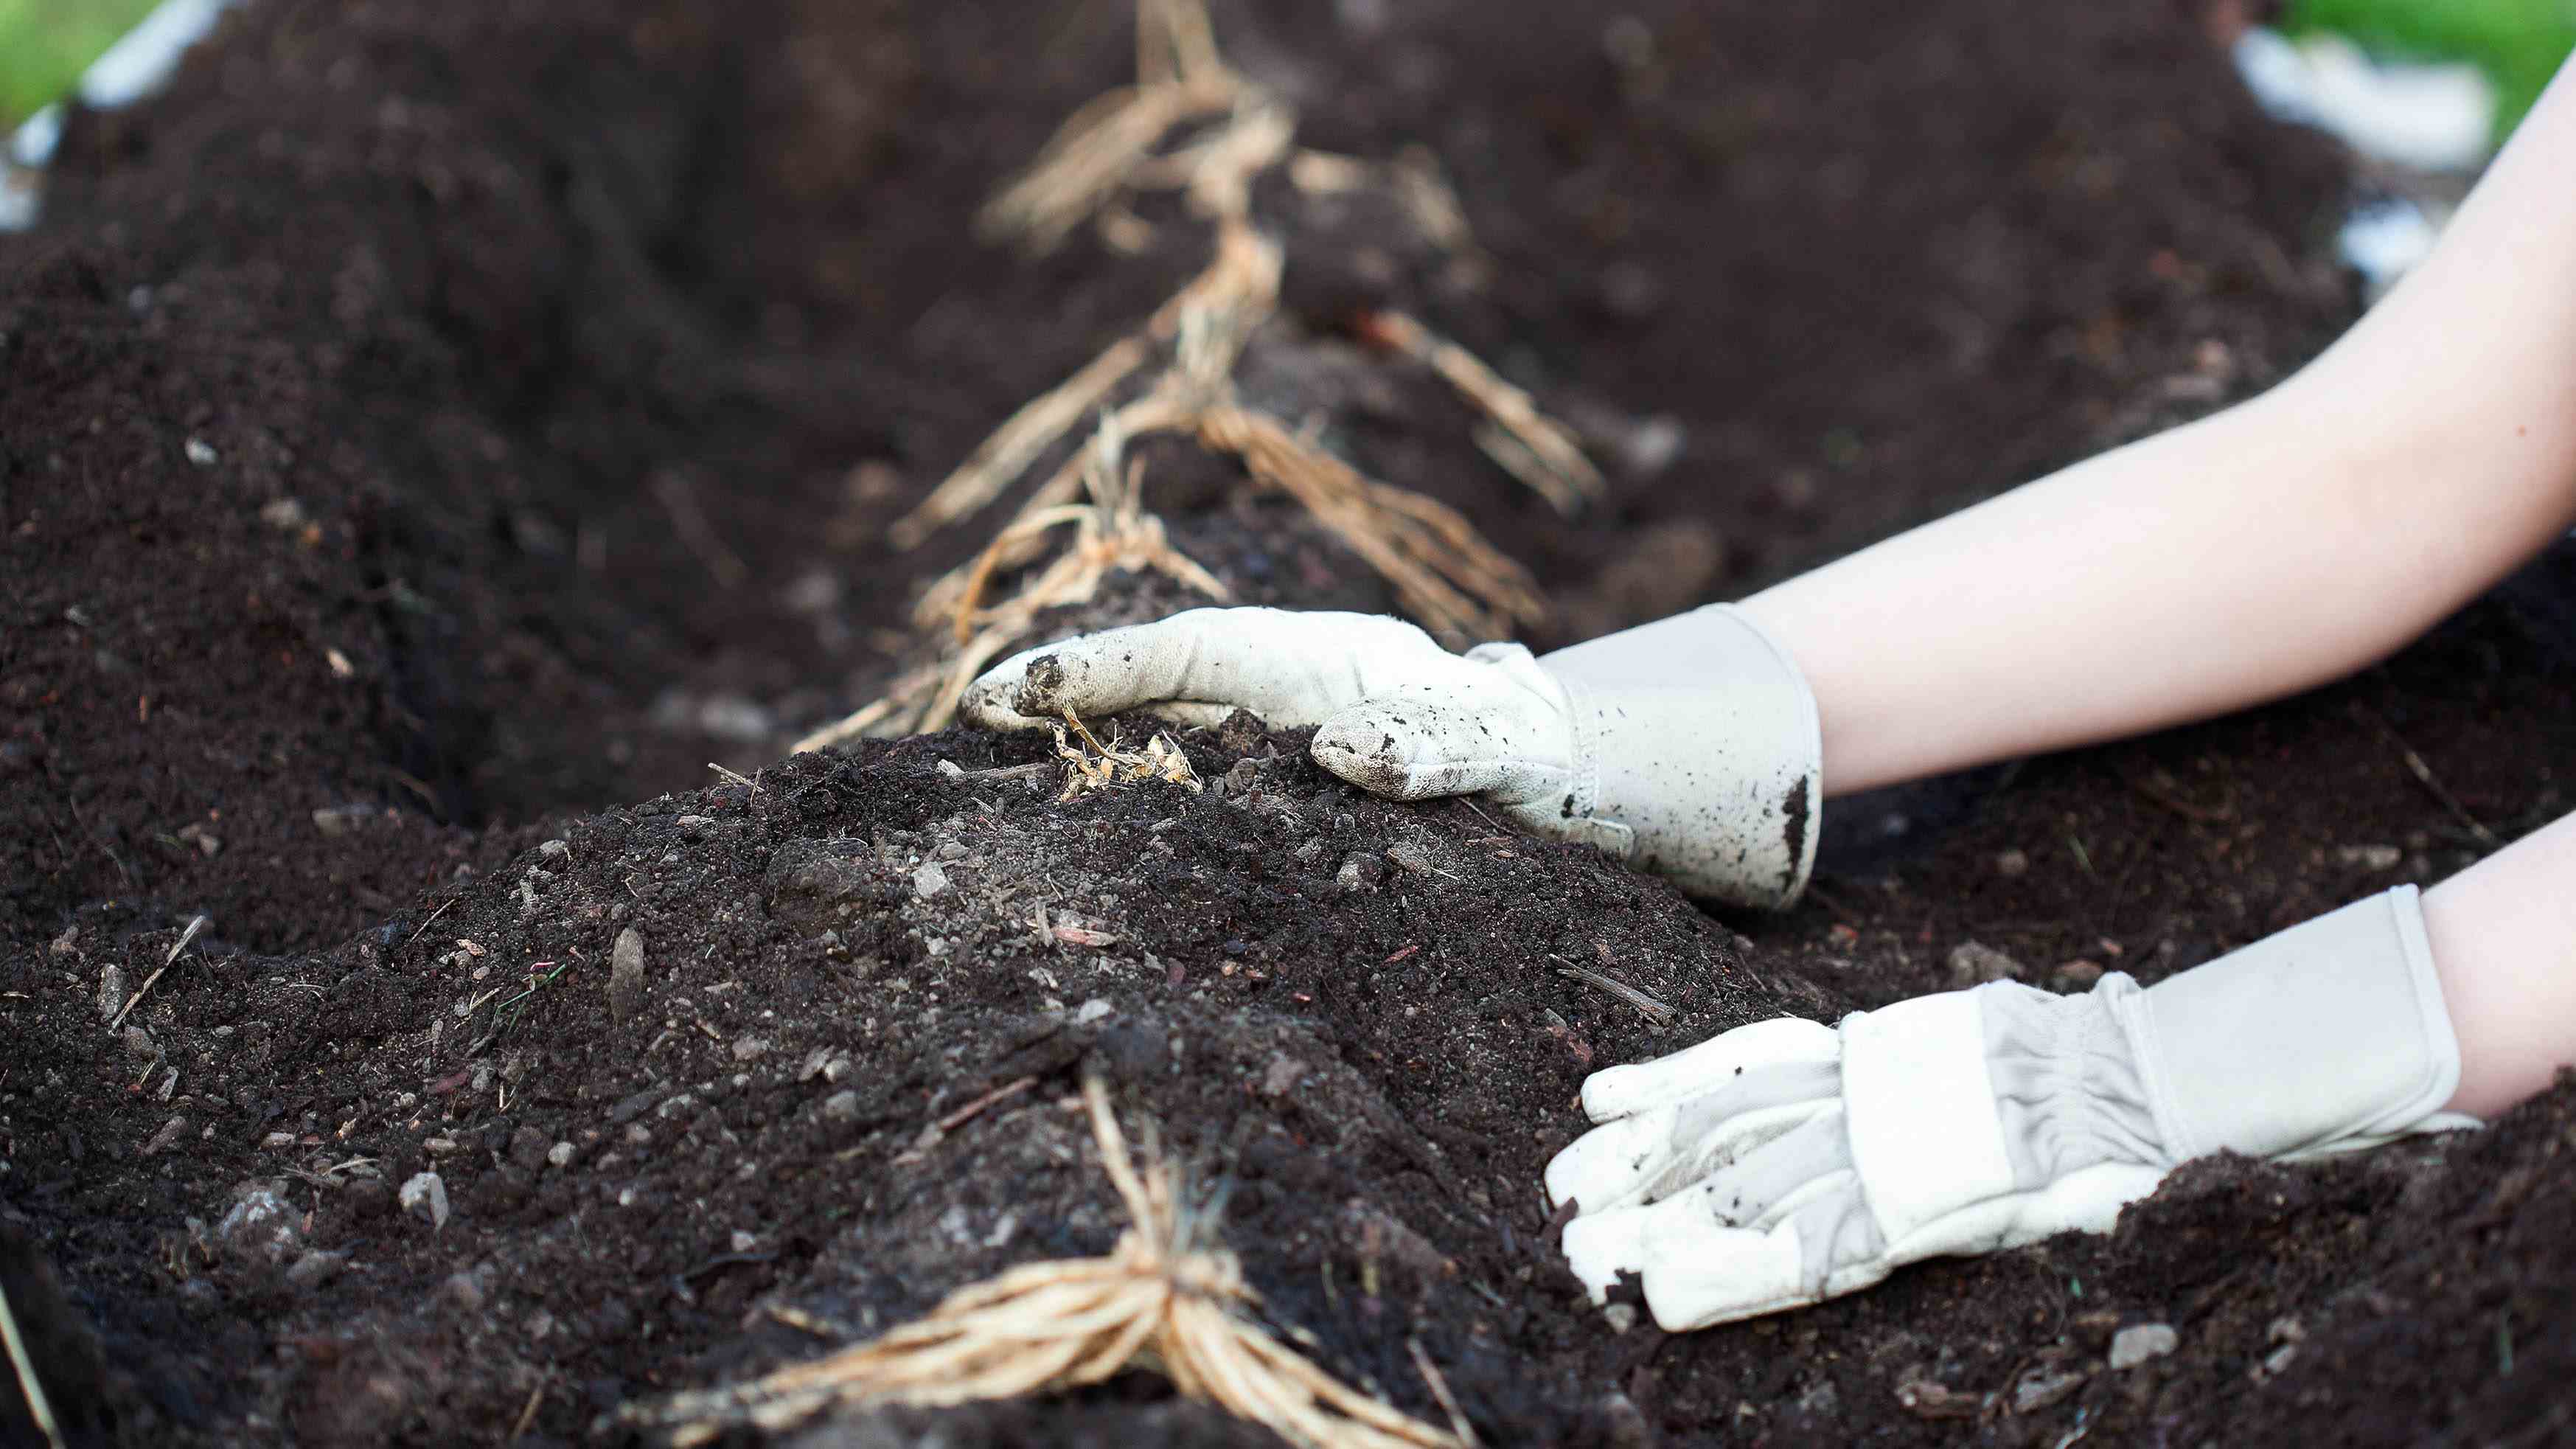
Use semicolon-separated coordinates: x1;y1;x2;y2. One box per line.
4;1;2572;1447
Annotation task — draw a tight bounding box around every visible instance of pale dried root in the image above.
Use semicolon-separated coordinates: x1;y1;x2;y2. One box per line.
0;1271;66;1449
1053;711;1202;801
1360;311;1605;516
1196;404;1543;641
792;409;1236;752
886;333;1152;552
805;0;1582;751
616;1077;1466;1449
885;201;1281;557
976;0;1245;254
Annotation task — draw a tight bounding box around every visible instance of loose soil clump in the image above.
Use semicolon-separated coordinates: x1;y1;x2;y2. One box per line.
4;1;2573;1447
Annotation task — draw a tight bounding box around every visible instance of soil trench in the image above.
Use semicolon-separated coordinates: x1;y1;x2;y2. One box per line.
3;1;2574;1447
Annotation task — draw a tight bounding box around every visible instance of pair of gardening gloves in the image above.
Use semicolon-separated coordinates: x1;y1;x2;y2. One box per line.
964;607;2478;1330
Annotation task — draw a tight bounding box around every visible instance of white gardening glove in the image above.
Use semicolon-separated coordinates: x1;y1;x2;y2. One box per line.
1548;885;2480;1330
961;605;1823;910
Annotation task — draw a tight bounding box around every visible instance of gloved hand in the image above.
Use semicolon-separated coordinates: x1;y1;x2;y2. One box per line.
963;605;1823;910
1547;885;2480;1330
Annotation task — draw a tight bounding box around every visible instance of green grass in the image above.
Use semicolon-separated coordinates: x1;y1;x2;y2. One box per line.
2288;0;2576;141
0;0;171;126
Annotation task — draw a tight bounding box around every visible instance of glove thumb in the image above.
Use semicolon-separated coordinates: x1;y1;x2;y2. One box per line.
1309;641;1577;804
1310;699;1567;802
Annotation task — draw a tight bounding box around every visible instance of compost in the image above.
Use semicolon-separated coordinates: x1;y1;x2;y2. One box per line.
4;1;2573;1445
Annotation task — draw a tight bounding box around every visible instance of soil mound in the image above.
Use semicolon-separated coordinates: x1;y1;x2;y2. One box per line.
4;1;2572;1446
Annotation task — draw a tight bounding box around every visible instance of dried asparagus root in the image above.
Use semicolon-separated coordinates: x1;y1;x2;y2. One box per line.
615;1077;1466;1449
804;0;1598;750
1052;709;1203;801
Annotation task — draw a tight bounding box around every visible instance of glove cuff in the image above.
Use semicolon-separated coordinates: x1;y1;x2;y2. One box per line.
1839;990;2019;1243
1536;603;1824;910
2135;884;2478;1161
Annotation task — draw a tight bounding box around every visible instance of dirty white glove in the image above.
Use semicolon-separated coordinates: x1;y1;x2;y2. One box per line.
962;605;1823;909
1548;885;2479;1330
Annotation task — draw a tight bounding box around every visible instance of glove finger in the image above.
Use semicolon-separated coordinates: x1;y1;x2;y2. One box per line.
1310;698;1569;803
1559;1200;1657;1304
1578;1017;1841;1123
1640;1175;1887;1331
959;675;1239;733
962;608;1449;731
1127;700;1241;730
1545;1063;1838;1215
1692;1109;1854;1231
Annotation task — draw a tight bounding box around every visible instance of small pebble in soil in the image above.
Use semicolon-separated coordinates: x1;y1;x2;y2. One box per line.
1946;941;2025;985
822;1091;861;1124
1261;1053;1308;1097
609;928;647;1024
1896;1380;1978;1419
2109;1322;2179;1370
216;1184;301;1265
1994;848;2030;878
546;1142;577;1168
1337;853;1385;892
608;1088;660;1125
2012;1367;2088;1413
285;1251;347;1290
95;965;125;1022
913;861;950;898
1386;841;1434;875
439;1269;487;1312
2337;844;2402;871
400;1171;451;1231
2054;959;2106;990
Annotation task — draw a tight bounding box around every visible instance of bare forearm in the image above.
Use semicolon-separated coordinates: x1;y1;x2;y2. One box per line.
2424;810;2576;1119
1741;60;2576;797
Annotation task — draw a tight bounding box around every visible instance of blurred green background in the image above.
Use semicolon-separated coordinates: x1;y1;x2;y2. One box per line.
0;0;2570;136
2291;0;2576;135
0;0;164;125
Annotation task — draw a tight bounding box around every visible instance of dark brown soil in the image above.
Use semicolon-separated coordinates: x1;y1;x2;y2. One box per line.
4;1;2572;1447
